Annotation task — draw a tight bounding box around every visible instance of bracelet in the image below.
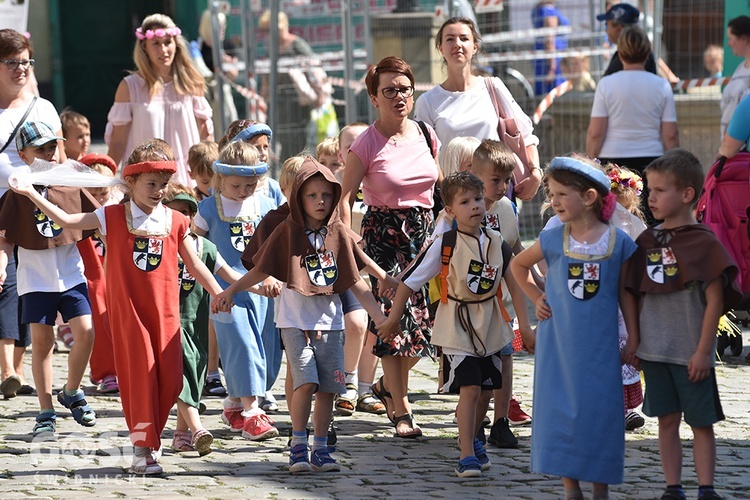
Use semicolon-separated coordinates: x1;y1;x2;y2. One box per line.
531;166;543;173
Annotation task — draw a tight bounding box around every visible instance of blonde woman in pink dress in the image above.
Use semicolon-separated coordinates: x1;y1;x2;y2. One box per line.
106;14;213;186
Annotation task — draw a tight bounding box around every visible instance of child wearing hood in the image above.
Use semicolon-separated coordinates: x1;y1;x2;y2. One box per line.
215;156;395;474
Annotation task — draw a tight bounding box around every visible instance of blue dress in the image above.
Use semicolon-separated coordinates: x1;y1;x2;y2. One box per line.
532;224;636;484
532;3;570;96
199;193;276;398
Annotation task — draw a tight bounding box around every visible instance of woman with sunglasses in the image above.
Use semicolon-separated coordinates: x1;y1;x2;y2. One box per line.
340;56;440;439
0;29;64;400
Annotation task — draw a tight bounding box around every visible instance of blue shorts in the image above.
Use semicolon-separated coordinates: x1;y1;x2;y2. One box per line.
340;289;364;314
499;340;514;356
21;282;91;325
0;252;30;346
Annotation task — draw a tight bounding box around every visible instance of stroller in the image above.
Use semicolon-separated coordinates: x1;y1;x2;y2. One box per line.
696;152;750;357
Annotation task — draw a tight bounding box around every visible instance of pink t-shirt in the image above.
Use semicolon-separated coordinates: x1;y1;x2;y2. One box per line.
350;120;440;209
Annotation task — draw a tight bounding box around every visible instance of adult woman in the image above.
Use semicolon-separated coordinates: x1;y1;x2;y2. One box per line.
586;26;678;225
414;17;542;202
197;9;239;128
721;16;750;137
106;14;212;186
0;29;60;397
340;56;439;438
719;93;750;158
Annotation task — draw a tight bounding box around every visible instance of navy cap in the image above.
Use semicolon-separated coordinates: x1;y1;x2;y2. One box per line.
596;3;640;24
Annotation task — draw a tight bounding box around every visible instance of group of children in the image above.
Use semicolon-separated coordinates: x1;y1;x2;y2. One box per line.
0;106;741;499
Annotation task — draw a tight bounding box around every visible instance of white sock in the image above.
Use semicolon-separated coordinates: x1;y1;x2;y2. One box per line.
345;371;357;386
222;398;243;410
242;408;264;418
358;382;371;396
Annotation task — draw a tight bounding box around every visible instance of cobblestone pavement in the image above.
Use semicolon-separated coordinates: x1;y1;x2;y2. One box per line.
0;324;748;500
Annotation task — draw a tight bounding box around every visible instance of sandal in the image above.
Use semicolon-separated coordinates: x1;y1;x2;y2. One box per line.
356;393;386;415
371;376;395;423
130;456;163;475
192;428;213;457
335;383;358;416
171;430;195;452
57;324;74;349
57;389;97;427
1;375;21;400
98;375;119;394
33;412;57;436
393;413;422;439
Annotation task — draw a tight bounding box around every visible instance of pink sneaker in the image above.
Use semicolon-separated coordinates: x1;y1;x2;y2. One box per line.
508;398;532;426
221;406;244;432
242;412;279;441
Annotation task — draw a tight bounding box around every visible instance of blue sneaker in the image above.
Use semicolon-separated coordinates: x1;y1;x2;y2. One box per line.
289;444;312;474
454;456;482;477
473;438;491;471
311;446;340;472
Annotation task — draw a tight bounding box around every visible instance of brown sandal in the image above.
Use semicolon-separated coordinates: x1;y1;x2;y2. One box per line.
394;413;422;439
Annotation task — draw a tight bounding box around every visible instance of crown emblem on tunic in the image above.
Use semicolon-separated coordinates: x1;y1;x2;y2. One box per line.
480;279;492;290
470;262;482;272
35;211;46;221
182;282;192;291
569;266;582;276
584;283;598;293
648;252;662;262
230;225;241;234
308;257;319;267
51;222;61;230
664;266;678;276
148;256;159;265
135;240;147;250
324;269;336;278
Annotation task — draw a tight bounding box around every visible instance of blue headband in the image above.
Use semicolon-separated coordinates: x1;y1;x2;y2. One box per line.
212;161;269;177
547;157;610;192
230;123;273;144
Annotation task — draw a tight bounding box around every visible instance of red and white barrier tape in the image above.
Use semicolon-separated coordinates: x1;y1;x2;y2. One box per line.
532;80;573;124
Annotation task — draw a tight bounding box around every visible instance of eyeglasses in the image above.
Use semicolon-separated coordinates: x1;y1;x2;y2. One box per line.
1;59;35;71
381;86;414;99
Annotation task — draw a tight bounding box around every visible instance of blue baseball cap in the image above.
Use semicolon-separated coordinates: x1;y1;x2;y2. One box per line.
596;3;640;24
15;121;65;151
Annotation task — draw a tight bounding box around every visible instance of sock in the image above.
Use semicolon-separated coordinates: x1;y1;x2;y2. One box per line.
40;408;55;416
358;382;371;396
312;435;327;452
698;485;715;497
241;407;264;418
345;371;357;386
64;386;79;396
207;371;221;381
291;430;308;448
222;398;243;410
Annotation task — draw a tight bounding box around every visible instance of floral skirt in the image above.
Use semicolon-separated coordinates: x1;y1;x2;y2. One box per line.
362;206;435;359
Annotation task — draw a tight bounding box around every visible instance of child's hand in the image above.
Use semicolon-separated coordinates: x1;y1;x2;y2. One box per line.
520;326;536;354
374;315;397;342
0;269;6;293
622;338;640;369
687;351;713;383
534;293;551;321
7;173;34;197
212;290;234;313
261;277;282;298
379;275;399;300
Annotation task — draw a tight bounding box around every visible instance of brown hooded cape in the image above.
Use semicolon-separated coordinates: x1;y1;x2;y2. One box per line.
241;202;290;271
0;187;98;250
250;156;368;296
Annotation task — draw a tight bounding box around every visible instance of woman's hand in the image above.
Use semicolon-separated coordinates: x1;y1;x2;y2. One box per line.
514;167;542;201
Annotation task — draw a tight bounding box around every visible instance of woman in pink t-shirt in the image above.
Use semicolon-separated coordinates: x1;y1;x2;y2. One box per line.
340;56;440;439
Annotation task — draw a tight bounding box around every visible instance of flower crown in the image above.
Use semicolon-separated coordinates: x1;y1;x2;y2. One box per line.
136;26;182;40
607;166;643;196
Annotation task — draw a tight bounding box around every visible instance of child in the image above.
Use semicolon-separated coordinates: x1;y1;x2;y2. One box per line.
440;136;481;177
187;140;218;201
0;121;98;436
511;156;637;499
316;137;342;177
379;171;533;477
193;141;279;440
59;109;91;161
704;44;723;78
76;153;120;394
622;149;741;500
561;55;596;92
219;120;285;207
10;139;225;474
215;156;393;473
163;182;248;456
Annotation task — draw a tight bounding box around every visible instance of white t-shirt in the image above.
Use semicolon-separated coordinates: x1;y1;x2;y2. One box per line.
0;96;61;197
590;71;677;158
414;76;539;156
17;243;85;296
720;61;750;136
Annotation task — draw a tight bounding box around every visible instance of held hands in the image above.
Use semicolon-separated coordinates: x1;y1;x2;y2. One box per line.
687;351;713;383
261;277;282;298
622;338;640;369
374;313;399;342
519;325;536;354
211;289;234;314
379;275;399;300
534;293;552;321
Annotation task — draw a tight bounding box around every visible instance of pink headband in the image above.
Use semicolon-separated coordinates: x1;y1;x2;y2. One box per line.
135;26;182;40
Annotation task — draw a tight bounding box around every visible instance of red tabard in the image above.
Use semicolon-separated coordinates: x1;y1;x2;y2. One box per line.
103;204;188;448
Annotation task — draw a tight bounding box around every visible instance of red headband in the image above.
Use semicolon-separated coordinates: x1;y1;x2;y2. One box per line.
122;160;177;178
79;153;117;175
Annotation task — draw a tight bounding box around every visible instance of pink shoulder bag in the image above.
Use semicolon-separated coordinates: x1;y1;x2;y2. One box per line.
484;77;531;183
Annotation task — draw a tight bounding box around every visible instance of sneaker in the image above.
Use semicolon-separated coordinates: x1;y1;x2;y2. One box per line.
242;412;279;441
171;430;195;452
203;378;227;397
454;456;482;477
661;488;687;500
221;406;244;432
508;398;532;426
192;429;213;457
473;438;491;471
327;418;338;446
289;444;312;474
625;410;645;431
98;375;119;394
311;446;341;472
697;490;722;500
476;426;487;445
487;417;518;449
260;393;279;413
452;412;491;427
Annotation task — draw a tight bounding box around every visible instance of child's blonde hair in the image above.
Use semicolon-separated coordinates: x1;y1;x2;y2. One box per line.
441;137;480;177
133;13;205;97
212;142;262;193
188;141;219;178
605;163;644;220
88;163;115;178
473;139;516;176
59;108;90;136
126;138;175;165
279;155;305;194
316;137;339;159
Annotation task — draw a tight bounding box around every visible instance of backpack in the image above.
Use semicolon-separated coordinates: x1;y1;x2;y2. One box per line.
696;153;750;294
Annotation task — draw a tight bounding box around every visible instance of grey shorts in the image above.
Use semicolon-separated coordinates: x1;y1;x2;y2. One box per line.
280;328;346;395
